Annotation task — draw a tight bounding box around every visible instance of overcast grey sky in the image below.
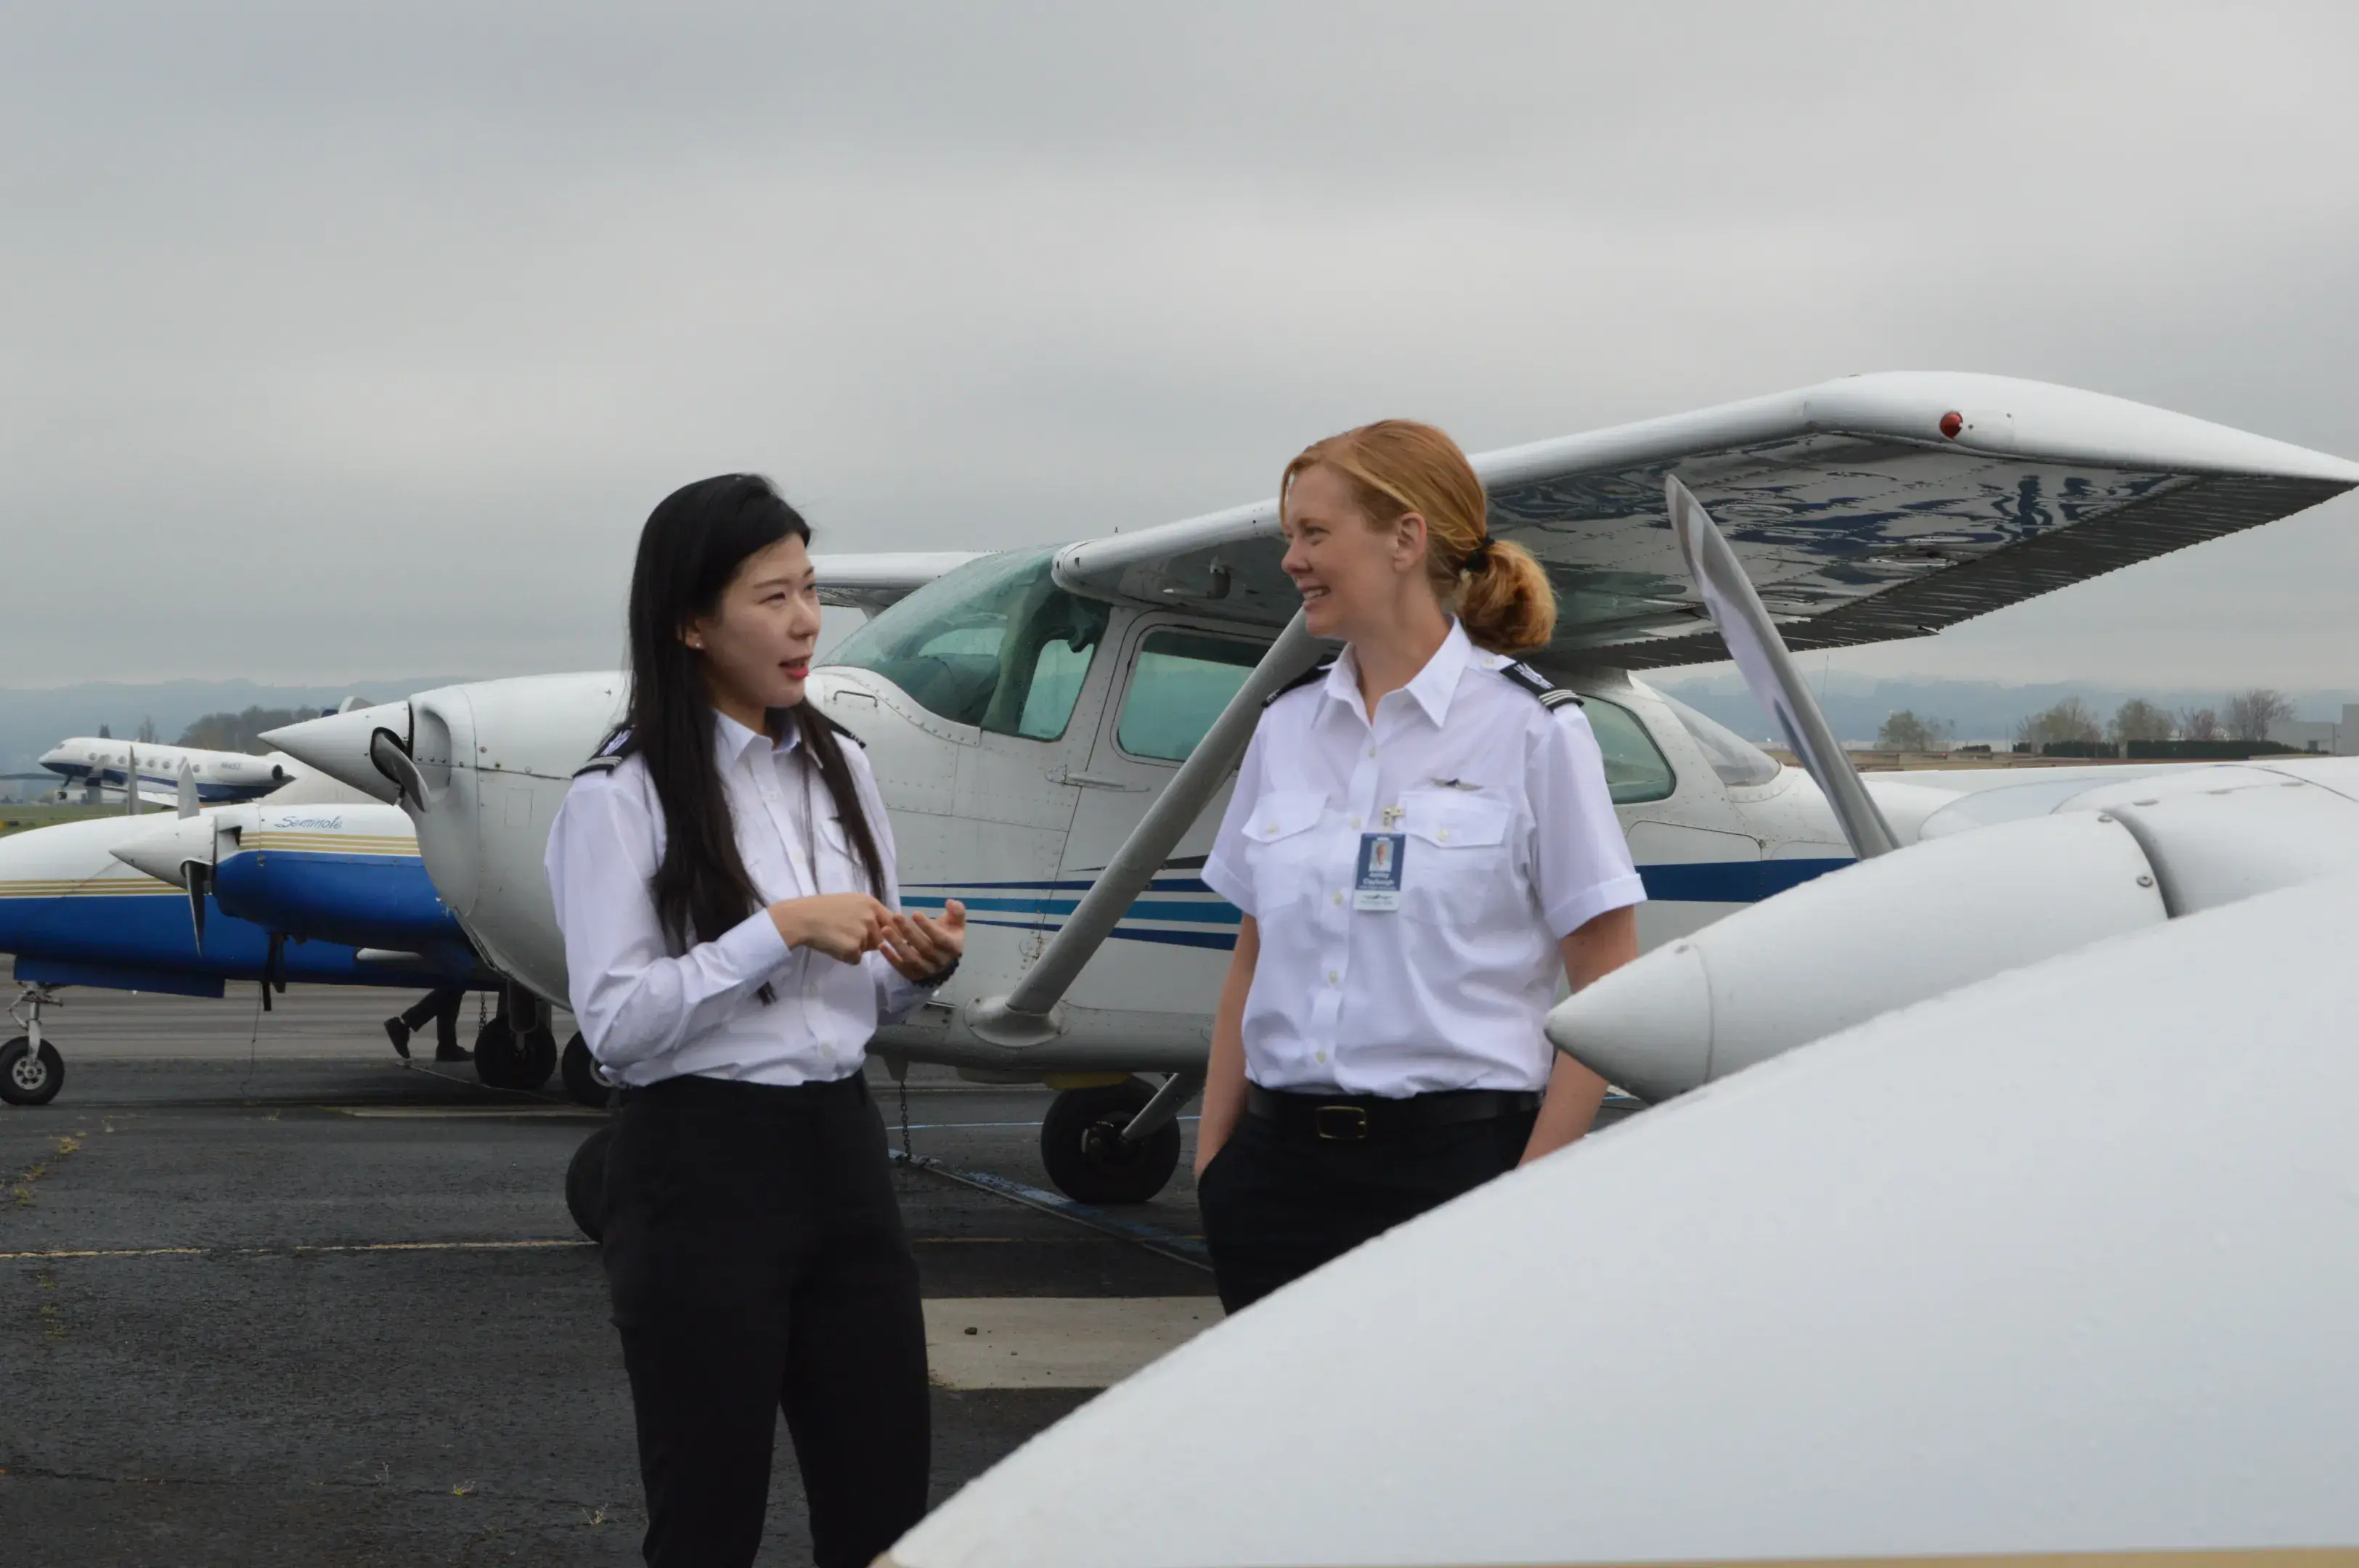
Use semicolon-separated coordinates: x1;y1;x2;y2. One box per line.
4;3;2355;688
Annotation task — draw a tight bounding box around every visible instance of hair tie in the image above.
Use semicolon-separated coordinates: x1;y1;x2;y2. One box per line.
1463;536;1495;572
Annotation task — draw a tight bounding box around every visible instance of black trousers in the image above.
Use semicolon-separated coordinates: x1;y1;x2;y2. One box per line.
1197;1103;1537;1312
396;986;465;1051
601;1073;930;1568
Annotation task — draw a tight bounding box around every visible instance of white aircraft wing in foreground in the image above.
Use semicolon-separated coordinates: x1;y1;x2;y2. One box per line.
264;372;2359;1205
882;870;2359;1567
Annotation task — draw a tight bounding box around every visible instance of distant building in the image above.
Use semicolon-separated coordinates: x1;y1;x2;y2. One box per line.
2268;705;2359;756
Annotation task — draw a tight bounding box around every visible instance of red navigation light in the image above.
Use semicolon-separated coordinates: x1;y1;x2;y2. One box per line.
1939;411;1964;439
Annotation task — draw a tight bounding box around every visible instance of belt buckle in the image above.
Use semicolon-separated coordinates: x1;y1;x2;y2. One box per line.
1313;1103;1370;1141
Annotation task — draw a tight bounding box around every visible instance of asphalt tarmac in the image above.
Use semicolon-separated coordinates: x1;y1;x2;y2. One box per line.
0;975;1216;1566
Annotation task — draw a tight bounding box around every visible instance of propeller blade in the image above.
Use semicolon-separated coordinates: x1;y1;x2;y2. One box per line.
183;862;209;951
1665;475;1899;860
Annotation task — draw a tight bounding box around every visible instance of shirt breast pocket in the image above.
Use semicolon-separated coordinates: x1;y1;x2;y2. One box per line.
1238;791;1329;914
1398;789;1516;928
816;814;859;895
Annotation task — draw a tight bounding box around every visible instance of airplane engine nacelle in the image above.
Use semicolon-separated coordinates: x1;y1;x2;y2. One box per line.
1552;772;2359;1102
1549;812;2167;1102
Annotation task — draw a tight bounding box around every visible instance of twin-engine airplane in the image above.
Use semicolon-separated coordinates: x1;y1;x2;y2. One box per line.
264;372;2359;1204
0;767;492;1106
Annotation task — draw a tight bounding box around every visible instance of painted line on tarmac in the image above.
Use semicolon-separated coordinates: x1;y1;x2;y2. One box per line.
330;1105;606;1119
924;1297;1223;1389
0;1239;593;1260
893;1152;1210;1272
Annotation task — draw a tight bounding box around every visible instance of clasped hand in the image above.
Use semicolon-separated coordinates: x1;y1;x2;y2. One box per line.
769;894;967;979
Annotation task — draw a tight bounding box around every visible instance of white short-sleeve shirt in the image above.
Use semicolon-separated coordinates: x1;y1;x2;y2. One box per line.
543;711;927;1088
1202;621;1645;1096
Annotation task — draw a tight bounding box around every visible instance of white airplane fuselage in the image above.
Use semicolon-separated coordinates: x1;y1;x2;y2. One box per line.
272;587;1917;1082
38;738;290;804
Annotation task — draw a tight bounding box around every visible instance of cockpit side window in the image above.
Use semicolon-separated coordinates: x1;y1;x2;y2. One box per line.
1579;695;1677;804
821;550;1112;741
1115;629;1268;762
1655;693;1783;788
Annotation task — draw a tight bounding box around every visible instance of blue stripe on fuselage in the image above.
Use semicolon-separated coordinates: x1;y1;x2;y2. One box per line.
0;892;468;989
900;856;1854;953
213;849;465;954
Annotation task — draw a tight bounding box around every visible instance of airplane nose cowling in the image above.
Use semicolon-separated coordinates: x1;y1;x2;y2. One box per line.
261;702;411;804
1547;811;2169;1101
110;814;218;887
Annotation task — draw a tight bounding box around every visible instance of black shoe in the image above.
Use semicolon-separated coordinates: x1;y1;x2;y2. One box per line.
384;1018;412;1060
434;1041;472;1063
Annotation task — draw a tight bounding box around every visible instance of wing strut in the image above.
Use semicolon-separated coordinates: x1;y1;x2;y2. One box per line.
963;610;1324;1048
1666;476;1898;859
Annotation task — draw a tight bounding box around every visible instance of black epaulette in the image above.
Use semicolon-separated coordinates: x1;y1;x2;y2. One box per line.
1496;661;1584;711
1263;659;1335;707
572;729;632;778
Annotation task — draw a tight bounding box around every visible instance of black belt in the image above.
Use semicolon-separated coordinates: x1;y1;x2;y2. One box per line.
1245;1084;1539;1142
615;1071;868;1112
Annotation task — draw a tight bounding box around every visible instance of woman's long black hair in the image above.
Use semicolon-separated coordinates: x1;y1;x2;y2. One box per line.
603;473;888;952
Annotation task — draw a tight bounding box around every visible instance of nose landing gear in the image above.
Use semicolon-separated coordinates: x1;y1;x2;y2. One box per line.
1;984;66;1107
473;984;558;1092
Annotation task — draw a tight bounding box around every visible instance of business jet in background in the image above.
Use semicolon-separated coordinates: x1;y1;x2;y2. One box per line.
37;737;296;807
266;372;2359;1207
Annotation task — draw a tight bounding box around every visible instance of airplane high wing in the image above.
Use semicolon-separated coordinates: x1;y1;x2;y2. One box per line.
261;370;2359;1207
810;552;986;613
1053;372;2359;670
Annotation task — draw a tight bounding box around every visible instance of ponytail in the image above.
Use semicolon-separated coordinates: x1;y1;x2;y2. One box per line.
1455;535;1556;653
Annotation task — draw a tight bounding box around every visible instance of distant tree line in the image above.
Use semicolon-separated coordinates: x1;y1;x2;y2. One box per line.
1873;688;2301;754
174;706;330;754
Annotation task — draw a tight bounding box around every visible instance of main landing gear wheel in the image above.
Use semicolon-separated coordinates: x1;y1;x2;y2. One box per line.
560;1032;613;1108
474;1018;558;1093
0;1036;65;1107
566;1124;614;1243
1040;1077;1181;1206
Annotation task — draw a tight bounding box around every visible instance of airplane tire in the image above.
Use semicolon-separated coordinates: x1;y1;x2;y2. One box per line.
561;1033;612;1108
1040;1078;1181;1206
474;1018;523;1090
0;1037;65;1107
515;1027;558;1093
566;1124;614;1244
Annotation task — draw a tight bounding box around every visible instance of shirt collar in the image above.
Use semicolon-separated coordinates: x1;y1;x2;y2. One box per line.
712;709;799;772
1324;619;1475;727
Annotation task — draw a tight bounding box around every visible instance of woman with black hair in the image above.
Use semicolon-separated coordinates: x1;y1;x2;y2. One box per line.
545;474;965;1568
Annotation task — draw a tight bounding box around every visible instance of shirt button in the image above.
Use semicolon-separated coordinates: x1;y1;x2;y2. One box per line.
1327;970;1339;984
1366;747;1377;759
1316;1050;1328;1063
1438;828;1451;842
1350;814;1361;829
1332;891;1343;906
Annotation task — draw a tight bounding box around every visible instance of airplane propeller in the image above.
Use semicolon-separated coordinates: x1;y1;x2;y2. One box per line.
184;860;211;952
1664;475;1898;859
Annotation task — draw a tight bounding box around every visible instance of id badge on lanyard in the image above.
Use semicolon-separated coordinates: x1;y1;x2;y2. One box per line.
1353;830;1406;912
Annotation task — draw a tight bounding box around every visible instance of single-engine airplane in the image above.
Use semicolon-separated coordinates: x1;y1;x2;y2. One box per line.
264;372;2359;1204
871;469;2359;1568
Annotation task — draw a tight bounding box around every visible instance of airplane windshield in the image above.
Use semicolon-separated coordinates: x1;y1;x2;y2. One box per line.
823;550;1112;741
1655;692;1783;788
